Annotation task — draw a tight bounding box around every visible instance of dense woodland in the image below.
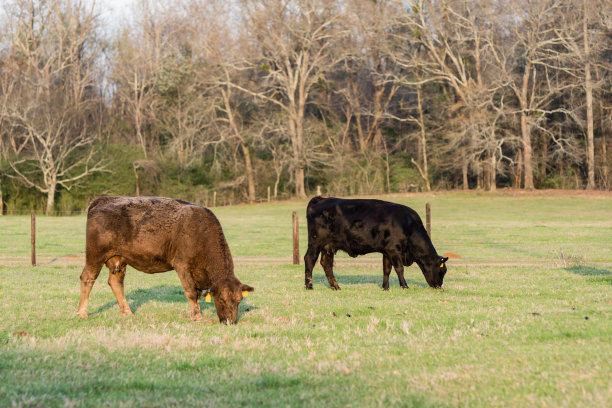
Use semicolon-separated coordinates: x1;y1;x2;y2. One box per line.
0;0;611;214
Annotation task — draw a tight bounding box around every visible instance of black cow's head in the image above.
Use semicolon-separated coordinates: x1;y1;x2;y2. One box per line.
420;256;448;288
208;277;254;324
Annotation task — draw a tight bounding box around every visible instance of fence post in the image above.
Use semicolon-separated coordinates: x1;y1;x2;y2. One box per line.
426;202;431;239
213;191;217;207
292;211;299;265
267;186;271;203
133;163;140;196
31;212;36;267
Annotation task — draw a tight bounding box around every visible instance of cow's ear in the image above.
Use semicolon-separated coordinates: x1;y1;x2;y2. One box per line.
205;286;215;303
439;256;449;267
241;284;254;297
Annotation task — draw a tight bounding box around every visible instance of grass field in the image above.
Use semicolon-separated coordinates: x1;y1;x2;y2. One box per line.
0;191;611;407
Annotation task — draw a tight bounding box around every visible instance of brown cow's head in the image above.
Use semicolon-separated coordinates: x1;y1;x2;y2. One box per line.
420;256;448;288
208;277;254;324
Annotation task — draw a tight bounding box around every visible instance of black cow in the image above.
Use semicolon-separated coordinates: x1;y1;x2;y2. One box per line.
304;196;448;290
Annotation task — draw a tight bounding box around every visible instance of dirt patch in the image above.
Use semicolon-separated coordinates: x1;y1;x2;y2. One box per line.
443;252;461;259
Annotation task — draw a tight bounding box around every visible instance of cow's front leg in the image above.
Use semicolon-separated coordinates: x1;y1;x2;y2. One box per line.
320;250;340;290
184;287;204;321
382;254;392;290
175;267;204;321
76;261;103;318
304;245;320;290
391;254;408;289
107;264;133;316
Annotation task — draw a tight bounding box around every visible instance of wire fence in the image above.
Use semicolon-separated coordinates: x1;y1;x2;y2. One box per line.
1;210;87;216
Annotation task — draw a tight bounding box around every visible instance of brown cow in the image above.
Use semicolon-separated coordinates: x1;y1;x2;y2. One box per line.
76;196;254;324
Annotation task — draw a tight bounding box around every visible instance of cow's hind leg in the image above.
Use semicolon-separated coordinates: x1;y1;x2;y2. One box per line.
320;250;340;290
76;261;104;318
391;254;408;289
175;266;204;321
304;245;321;290
382;254;392;290
107;263;132;316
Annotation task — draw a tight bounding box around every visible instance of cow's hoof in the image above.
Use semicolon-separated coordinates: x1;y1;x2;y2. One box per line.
330;285;341;290
305;284;313;290
381;287;389;291
190;314;205;322
120;310;133;317
401;285;409;290
76;311;88;318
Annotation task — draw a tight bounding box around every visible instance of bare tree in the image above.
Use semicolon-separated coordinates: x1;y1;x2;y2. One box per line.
550;0;611;189
400;0;506;190
111;28;156;158
237;0;347;198
203;0;259;203
111;0;197;158
340;0;404;152
489;0;579;189
154;55;217;168
2;0;107;214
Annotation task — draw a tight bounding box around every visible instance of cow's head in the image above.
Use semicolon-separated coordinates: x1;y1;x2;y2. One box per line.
420;256;448;288
208;277;254;324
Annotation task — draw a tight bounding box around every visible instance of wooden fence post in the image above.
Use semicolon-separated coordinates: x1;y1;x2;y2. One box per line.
133;163;140;196
31;212;36;267
292;211;299;265
213;191;217;207
267;186;271;203
426;202;431;239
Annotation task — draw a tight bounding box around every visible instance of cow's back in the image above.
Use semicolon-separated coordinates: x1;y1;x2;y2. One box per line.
84;196;207;272
306;196;432;256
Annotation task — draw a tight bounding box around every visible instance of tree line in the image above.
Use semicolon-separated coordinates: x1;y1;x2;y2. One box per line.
1;0;610;214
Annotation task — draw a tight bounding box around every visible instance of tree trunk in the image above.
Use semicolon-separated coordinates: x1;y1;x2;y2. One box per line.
540;132;548;176
292;113;307;199
411;158;431;192
134;70;147;159
462;149;469;190
241;143;256;203
295;166;306;198
274;172;280;200
417;85;430;191
599;100;609;189
518;59;535;191
521;111;535;190
489;152;496;192
583;0;595;189
602;136;609;189
515;150;523;189
45;176;57;216
365;82;384;151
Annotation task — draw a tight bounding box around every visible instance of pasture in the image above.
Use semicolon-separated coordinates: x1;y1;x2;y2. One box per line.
0;191;611;407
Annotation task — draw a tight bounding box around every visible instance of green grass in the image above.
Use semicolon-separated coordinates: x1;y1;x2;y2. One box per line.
0;191;611;407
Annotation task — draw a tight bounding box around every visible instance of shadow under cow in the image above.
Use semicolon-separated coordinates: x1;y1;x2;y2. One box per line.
314;274;427;288
565;266;611;284
92;284;257;317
